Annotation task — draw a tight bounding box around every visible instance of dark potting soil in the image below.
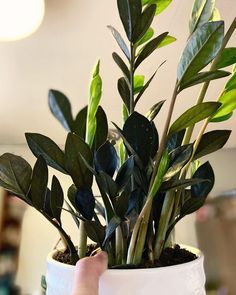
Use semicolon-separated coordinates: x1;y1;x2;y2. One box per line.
54;244;197;268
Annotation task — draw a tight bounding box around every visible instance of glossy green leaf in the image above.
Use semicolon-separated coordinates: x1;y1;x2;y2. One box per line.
133;4;156;43
215;47;236;69
136;27;154;47
157;35;176;48
161;178;208;191
135;32;168;69
50;175;64;224
189;0;215;35
94;141;118;177
112;52;130;80
212;89;236;120
97;172;118;200
134;75;145;94
164;144;193;181
177;21;224;83
25;133;66;174
123;112;156;166
169;102;221;135
115;191;130;218
73;106;87;139
115;156;134;190
155;0;172;15
65;133;93;189
84;221;105;248
103;215;122;246
48;90;74;131
117;0;142;41
165;130;185;152
179;70;230;91
75;188;95;220
146;100;165;121
29;156;48;210
0;153;32;199
225;71;236;92
210;112;233;122
107;26;130;60
194;130;231;159
118;77;130;112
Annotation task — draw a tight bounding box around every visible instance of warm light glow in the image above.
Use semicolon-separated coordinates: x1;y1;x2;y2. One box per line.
0;0;45;41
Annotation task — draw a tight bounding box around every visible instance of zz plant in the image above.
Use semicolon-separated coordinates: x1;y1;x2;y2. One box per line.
0;0;235;267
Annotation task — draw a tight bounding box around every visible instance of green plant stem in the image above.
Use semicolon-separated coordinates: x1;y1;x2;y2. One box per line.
182;17;236;146
149;83;179;190
115;226;123;265
78;220;87;259
154;191;174;259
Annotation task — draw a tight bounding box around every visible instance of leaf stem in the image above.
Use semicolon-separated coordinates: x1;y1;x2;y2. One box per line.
78;221;87;259
129;44;135;114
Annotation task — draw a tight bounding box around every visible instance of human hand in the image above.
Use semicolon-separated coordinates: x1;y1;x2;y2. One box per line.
71;251;108;295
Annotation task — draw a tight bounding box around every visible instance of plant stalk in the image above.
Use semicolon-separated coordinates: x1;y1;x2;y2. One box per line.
115;226;123;265
154;191;175;259
78;220;87;258
129;44;135;114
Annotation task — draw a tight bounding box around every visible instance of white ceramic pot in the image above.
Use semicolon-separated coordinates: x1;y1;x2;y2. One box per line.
46;245;206;295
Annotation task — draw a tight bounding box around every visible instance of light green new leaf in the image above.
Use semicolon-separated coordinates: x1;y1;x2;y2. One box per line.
215;48;236;69
137;27;154;47
177;21;224;83
211;89;236;120
157;35;176;48
134;75;145;94
155;0;172;15
169;102;221;135
86;61;102;147
179;70;230;91
189;0;215;35
210;7;221;21
225;72;236;92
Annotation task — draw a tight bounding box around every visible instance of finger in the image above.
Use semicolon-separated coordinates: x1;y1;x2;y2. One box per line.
71;251;108;295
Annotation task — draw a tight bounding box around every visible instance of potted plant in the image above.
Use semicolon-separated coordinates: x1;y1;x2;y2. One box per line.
0;0;235;294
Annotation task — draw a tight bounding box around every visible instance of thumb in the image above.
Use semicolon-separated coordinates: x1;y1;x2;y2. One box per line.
71;251;108;295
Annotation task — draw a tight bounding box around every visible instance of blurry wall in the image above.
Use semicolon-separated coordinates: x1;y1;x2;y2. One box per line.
0;145;235;294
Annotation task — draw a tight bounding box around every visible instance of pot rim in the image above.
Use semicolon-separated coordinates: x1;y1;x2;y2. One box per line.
47;244;204;273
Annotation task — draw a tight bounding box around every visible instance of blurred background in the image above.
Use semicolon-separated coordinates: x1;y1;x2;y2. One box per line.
0;0;235;294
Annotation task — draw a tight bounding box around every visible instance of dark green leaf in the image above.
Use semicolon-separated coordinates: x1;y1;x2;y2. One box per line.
133;4;156;43
73;106;87;139
135;32;168;69
165;130;185;152
118;77;130;112
169;102;221;135
50;176;64;224
0;153;32;199
164;144;193;181
25;133;66;174
177;21;224;83
94;141;118;177
107;26;130;59
115;156;134;190
117;0;142;41
191;161;215;198
75;188;95;220
215;47;236;69
211;89;236;120
116;191;130;217
67;184;77;209
147;100;165;121
161;178;208;191
48;90;74;131
123;112;155;166
93;106;109;150
97;172;118;200
194;130;231;159
112;52;130;80
84;220;105;247
136;27;154;47
29;156;48;210
180;194;206;216
189;0;215;35
65;133;93;188
179;70;230;92
103;215;122;246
